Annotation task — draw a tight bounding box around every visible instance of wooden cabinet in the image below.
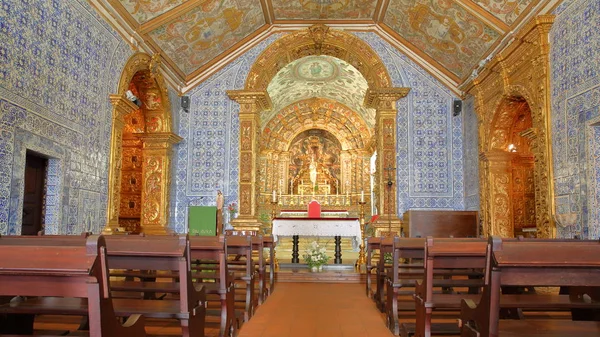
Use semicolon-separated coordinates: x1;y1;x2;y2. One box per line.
402;210;479;238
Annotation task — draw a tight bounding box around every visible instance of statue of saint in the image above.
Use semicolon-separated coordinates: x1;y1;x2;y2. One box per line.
309;159;318;186
216;190;224;235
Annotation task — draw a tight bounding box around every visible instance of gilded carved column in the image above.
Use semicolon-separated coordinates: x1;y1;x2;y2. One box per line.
364;88;410;235
138;133;182;235
480;151;514;237
227;90;272;230
104;95;139;233
280;152;290;194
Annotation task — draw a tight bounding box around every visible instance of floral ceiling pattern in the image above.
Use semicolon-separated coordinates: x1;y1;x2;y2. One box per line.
146;0;265;75
270;0;377;20
119;0;190;23
265;55;374;128
384;0;501;79
104;0;542;85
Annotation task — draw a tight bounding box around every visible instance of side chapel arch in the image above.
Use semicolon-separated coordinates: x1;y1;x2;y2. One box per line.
104;53;182;235
467;16;556;238
228;25;410;233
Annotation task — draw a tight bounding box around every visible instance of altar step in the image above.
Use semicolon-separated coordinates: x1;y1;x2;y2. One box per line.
275;264;366;284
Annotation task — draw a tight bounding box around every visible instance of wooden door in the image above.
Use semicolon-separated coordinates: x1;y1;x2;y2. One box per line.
21;152;47;235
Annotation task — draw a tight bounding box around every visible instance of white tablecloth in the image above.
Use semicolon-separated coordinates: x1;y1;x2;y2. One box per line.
272;218;362;249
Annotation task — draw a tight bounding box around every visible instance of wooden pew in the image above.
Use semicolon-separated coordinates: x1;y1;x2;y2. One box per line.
365;237;382;298
0;235;146;337
225;235;257;322
104;234;206;337
190;235;238;337
262;235;276;297
373;236;396;312
225;231;270;305
459;237;600;337
385;237;426;335
412;237;487;337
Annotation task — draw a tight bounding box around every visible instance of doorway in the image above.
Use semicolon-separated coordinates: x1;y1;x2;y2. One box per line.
21;151;47;235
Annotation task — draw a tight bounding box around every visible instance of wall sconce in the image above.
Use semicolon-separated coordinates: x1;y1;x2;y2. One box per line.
508;144;517;152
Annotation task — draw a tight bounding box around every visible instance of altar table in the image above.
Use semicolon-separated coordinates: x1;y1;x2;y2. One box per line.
272;217;361;264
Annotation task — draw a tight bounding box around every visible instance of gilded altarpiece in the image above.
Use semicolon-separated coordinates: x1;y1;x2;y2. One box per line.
104;53;181;235
243;25;409;234
464;16;556;238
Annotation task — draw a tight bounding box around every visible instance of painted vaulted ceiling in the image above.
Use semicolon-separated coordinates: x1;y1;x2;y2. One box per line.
96;0;553;93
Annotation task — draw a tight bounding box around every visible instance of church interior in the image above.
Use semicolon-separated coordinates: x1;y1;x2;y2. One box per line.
1;0;600;336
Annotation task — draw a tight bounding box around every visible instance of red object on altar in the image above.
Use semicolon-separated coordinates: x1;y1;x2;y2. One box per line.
307;200;321;218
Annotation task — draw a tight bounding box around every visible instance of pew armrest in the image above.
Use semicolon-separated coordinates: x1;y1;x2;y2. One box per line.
458;297;480;333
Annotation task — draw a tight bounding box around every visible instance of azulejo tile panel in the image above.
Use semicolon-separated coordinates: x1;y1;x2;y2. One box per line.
0;0;132;235
355;32;465;215
463;95;480;211
550;0;600;239
170;35;280;233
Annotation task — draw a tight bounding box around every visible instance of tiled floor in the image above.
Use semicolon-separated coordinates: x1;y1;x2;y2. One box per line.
34;282;394;337
238;283;395;337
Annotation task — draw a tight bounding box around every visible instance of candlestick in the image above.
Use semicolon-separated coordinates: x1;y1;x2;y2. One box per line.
355;200;367;271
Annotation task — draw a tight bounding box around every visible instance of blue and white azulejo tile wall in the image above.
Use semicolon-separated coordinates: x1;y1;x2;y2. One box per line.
550;0;600;239
0;0;132;235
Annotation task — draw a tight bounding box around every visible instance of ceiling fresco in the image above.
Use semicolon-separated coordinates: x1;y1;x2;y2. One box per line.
266;55;375;128
384;0;501;79
270;0;378;20
119;0;190;24
146;0;265;75
472;0;534;25
100;0;545;88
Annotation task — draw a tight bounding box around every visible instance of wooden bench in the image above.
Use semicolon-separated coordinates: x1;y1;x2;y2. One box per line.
0;235;146;337
366;237;383;299
413;237;487;337
104;234;206;337
190;235;238;337
225;230;276;301
459;237;600;337
385;237;426;335
225;235;257;322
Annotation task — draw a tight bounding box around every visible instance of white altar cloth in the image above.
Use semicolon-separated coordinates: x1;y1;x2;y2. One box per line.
272;218;362;249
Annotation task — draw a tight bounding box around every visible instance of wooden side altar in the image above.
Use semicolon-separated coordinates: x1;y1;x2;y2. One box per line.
272;217;361;264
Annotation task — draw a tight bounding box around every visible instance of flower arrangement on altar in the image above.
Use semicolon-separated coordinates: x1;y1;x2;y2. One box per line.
227;203;237;216
303;241;329;269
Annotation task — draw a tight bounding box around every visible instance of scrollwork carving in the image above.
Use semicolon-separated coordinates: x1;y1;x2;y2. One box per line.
468;16;555;238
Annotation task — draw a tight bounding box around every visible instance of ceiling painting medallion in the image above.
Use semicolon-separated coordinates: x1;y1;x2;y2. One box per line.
294;56;338;81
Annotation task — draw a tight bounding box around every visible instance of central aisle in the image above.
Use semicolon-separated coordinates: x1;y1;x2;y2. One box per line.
239;283;395;337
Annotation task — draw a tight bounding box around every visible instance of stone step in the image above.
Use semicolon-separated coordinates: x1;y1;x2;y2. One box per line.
275;264;365;283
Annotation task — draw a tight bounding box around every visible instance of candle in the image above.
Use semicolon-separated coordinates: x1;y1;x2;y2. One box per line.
272;190;277;203
361;190;365;202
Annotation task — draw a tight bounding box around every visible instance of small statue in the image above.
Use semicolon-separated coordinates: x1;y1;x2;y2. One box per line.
216;190;224;235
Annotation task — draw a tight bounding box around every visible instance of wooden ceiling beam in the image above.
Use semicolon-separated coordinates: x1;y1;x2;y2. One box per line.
454;0;509;32
374;0;390;23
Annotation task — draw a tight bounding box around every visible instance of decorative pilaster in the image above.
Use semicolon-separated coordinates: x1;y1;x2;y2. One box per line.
138;132;182;235
364;88;411;236
227;90;272;231
104;95;139;234
280;152;290;194
480;151;514;237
